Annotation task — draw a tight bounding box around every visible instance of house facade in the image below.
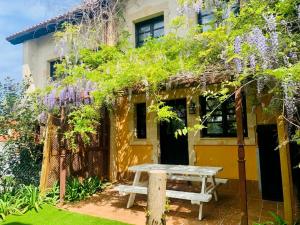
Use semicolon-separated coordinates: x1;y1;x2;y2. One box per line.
7;0;286;202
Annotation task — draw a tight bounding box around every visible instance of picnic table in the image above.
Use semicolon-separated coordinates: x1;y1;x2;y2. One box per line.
116;164;226;220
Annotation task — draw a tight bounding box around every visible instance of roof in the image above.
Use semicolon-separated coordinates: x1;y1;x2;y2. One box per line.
6;6;83;45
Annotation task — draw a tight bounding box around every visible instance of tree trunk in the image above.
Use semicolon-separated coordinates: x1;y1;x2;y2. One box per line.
146;170;167;225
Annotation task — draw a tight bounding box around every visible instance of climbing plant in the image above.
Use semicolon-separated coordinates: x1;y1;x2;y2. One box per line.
37;0;300;150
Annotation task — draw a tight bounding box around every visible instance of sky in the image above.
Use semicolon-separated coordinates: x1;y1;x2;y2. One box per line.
0;0;81;82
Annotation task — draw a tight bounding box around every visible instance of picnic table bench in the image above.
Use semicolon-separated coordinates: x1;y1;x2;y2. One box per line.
115;164;226;220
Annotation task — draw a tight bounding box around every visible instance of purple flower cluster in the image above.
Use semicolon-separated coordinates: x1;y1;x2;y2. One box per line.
249;54;256;69
42;79;96;110
264;14;276;32
282;80;298;120
233;36;243;73
43;89;57;110
38;111;48;125
193;0;203;13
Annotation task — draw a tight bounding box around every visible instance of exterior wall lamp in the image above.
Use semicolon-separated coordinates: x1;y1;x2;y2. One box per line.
189;101;197;114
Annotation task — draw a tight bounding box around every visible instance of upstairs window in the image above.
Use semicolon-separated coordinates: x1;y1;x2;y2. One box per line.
198;1;240;32
49;60;61;81
135;15;164;47
135;103;147;139
200;95;247;137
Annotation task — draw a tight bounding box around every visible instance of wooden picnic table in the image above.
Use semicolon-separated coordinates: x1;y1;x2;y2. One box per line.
116;163;225;220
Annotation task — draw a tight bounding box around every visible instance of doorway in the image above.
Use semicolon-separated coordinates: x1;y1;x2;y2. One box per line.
159;99;189;165
257;125;283;201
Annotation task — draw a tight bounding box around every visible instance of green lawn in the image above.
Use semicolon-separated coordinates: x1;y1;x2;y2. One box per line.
1;205;131;225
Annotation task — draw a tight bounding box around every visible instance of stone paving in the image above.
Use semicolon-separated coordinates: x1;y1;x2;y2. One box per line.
63;180;299;225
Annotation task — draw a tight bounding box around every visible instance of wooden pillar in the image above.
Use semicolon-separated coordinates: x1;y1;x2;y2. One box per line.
59;107;67;202
59;149;66;202
277;116;294;224
147;170;167;225
235;88;248;225
39;115;52;193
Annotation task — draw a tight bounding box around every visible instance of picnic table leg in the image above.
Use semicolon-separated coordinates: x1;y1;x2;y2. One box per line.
198;176;207;220
127;171;141;208
211;176;218;201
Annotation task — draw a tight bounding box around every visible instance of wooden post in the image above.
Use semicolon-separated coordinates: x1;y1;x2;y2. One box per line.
235;88;248;225
39;115;52;193
277;116;294;224
59;107;67;203
147;170;167;225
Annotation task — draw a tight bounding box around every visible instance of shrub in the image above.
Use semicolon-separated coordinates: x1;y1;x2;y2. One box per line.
0;193;24;221
17;185;43;212
44;181;59;205
65;176;105;202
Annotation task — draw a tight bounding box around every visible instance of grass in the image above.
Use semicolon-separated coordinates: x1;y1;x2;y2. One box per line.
1;204;131;225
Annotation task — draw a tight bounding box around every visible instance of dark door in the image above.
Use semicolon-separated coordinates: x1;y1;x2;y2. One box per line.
99;107;110;178
160;99;189;165
257;125;283;201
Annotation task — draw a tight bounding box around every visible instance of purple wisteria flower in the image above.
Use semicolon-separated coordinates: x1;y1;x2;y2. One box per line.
249;54;256;69
234;36;242;54
193;0;203;13
246;27;269;69
234;58;243;73
44;89;57;110
282;80;297;120
233;36;243;73
38;111;48;125
264;14;276;32
270;32;279;50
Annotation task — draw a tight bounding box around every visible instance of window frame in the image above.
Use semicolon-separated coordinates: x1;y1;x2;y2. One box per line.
135;102;147;139
197;1;240;32
135;15;164;47
200;94;248;138
49;59;61;81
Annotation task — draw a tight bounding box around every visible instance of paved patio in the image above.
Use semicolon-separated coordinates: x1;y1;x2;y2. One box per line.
63;180;298;225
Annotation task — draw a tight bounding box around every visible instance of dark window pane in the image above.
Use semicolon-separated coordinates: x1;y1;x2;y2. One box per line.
135;16;164;47
138;32;151;42
207;122;223;135
154;21;164;29
198;1;240;32
50;60;61;81
136;103;147;139
200;95;247;137
139;25;150;33
153;28;164;38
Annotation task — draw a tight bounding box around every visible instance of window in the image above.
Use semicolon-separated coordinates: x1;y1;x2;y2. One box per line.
135;15;164;47
200;95;247;137
198;1;240;32
49;60;61;81
135;103;147;139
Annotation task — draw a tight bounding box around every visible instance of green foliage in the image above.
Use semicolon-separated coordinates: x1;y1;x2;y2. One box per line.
0;176;58;221
64;105;100;151
253;212;288;225
17;185;44;212
38;0;300;149
1;204;130;225
0;78;43;186
65;176;106;202
44;182;59;205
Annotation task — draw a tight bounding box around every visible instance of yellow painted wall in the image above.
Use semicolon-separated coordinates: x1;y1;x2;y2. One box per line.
111;86;265;181
195;145;258;180
113;97;153;179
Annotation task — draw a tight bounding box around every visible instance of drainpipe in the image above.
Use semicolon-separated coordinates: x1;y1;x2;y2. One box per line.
235;87;248;225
